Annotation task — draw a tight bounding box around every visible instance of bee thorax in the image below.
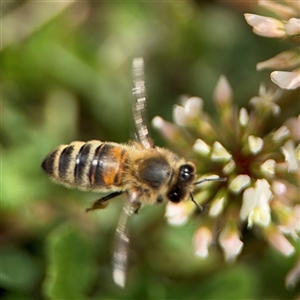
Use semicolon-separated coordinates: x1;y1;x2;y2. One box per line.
137;156;172;189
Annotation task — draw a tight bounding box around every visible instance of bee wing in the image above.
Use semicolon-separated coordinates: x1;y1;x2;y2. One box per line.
132;57;155;149
112;202;135;288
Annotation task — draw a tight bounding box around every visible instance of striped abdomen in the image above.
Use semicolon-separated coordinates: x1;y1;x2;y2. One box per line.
41;141;129;191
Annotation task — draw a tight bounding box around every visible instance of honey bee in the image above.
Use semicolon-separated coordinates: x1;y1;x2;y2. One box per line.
41;58;226;288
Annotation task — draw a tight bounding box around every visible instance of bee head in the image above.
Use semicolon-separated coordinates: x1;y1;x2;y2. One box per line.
167;162;227;211
167;163;196;203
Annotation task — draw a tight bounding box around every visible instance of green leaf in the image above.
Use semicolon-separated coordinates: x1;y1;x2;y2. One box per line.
199;264;259;299
43;223;95;300
0;247;41;292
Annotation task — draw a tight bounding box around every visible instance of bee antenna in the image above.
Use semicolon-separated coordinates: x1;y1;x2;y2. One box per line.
190;192;203;212
190;177;226;212
194;177;227;185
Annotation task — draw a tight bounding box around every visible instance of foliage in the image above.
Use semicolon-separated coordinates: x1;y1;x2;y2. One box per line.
1;1;299;299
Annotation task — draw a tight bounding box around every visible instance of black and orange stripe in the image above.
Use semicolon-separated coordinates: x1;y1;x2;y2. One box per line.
41;141;129;191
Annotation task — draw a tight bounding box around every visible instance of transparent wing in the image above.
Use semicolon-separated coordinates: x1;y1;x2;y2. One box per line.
112;202;135;288
132;57;154;149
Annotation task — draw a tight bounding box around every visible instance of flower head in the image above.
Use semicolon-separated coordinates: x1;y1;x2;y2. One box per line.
153;76;299;287
152;2;299;285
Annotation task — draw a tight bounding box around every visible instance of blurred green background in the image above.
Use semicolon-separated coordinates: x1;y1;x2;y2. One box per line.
1;1;298;299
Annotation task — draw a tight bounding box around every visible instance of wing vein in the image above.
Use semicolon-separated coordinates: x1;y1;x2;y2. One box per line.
112;203;135;288
132;57;154;149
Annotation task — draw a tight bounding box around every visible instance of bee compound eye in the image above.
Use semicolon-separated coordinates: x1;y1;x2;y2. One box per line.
167;190;181;203
179;164;195;181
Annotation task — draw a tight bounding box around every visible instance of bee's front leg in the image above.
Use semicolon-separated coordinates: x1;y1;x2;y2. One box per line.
86;191;124;212
126;190;142;214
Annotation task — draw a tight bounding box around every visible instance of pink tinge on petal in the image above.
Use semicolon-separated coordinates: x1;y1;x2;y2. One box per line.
244;13;286;38
256;50;300;70
272;180;287;195
152;116;181;142
271;70;300;89
173;105;188;126
285;256;300;288
279;204;300;238
165;202;189;226
219;227;243;262
185;97;203;119
193;227;213;258
285;18;300;35
213;75;232;106
267;228;295;256
284;115;300;141
281;140;299;172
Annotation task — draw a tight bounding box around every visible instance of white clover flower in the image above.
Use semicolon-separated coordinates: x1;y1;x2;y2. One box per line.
261;159;276;176
281;140;299;172
285;256;300;288
272;125;290;143
184;97;203;118
213;75;233;106
248;135;264;154
240;179;272;228
229;174;251;194
265;226;295;256
285;18;300;36
272;180;287;196
244;13;286;38
193;227;213;258
165;202;192;226
239;107;249;127
173;105;187;126
278;204;300;240
250;85;281;116
257;50;300;71
218;224;244;262
193;138;211;156
295;143;300;161
173;97;203;126
271;69;300;90
223;159;236;175
211;141;232;162
152;116;181;142
209;196;226;217
284;115;300;141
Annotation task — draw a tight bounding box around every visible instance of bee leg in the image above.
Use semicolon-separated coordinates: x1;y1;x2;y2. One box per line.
86;191;124;212
156;195;163;203
190;192;203;213
133;202;141;214
126;190;142;214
